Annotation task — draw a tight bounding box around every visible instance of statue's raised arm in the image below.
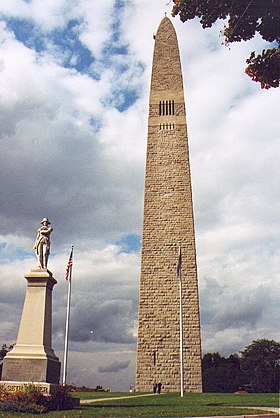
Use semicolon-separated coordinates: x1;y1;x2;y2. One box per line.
33;218;53;269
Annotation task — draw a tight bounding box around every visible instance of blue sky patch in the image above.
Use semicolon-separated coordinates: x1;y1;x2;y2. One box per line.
4;10;144;112
115;234;141;254
51;19;95;73
5;17;95;75
117;88;139;112
6;18;45;52
102;87;139;112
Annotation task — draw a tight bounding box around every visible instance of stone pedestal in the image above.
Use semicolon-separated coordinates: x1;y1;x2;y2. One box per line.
1;269;61;385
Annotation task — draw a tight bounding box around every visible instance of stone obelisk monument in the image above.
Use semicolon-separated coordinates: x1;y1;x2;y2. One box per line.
136;16;202;393
1;219;60;393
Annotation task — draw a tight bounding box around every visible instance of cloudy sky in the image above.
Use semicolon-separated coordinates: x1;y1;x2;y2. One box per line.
0;0;279;391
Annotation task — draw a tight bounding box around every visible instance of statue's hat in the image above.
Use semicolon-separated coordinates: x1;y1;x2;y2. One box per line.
41;218;51;224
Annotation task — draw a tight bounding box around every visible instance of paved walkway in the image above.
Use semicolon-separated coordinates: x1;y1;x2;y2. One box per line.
247;407;279;413
186;414;279;418
80;393;155;404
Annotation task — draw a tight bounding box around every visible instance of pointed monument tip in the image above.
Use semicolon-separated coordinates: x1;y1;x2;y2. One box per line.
158;14;174;31
162;13;171;21
151;11;182;91
154;14;172;40
153;13;176;43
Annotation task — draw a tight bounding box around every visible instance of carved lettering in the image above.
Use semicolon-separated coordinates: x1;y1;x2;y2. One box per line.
0;382;51;395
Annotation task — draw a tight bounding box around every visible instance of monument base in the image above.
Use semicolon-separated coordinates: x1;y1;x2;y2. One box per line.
1;268;61;385
2;357;60;385
0;381;59;395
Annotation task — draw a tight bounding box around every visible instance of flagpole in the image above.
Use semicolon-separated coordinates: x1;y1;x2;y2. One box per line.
178;241;184;397
62;245;74;386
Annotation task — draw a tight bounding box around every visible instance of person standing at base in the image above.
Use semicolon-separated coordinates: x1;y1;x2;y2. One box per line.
157;382;162;394
153;382;157;394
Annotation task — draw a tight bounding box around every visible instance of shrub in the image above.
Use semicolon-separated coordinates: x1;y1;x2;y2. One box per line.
0;384;77;413
46;385;79;411
0;387;47;414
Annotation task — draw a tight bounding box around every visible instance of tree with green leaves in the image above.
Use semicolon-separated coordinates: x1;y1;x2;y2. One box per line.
202;352;244;392
240;339;280;393
0;344;13;362
202;339;280;393
0;343;14;378
172;0;280;89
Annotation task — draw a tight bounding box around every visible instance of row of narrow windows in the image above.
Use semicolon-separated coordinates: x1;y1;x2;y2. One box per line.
160;123;175;130
159;100;174;116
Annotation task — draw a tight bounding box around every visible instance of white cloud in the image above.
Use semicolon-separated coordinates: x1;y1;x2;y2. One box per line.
77;0;116;59
0;0;78;31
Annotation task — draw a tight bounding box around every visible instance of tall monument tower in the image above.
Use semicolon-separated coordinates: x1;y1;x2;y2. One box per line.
136;16;202;393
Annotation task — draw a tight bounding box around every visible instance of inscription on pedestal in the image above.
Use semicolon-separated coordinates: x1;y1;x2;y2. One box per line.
0;381;59;395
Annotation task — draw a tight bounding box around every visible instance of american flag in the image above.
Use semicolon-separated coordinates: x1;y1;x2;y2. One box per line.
65;247;73;281
177;243;182;280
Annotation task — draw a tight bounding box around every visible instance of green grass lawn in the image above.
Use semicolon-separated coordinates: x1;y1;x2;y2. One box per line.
1;392;278;417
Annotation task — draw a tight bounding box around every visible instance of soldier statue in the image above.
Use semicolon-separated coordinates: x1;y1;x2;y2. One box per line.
33;218;53;269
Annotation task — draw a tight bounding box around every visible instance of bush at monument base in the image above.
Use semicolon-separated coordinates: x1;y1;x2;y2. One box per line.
0;384;79;413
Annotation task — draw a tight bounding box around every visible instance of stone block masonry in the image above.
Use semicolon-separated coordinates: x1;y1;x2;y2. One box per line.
135;16;202;393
